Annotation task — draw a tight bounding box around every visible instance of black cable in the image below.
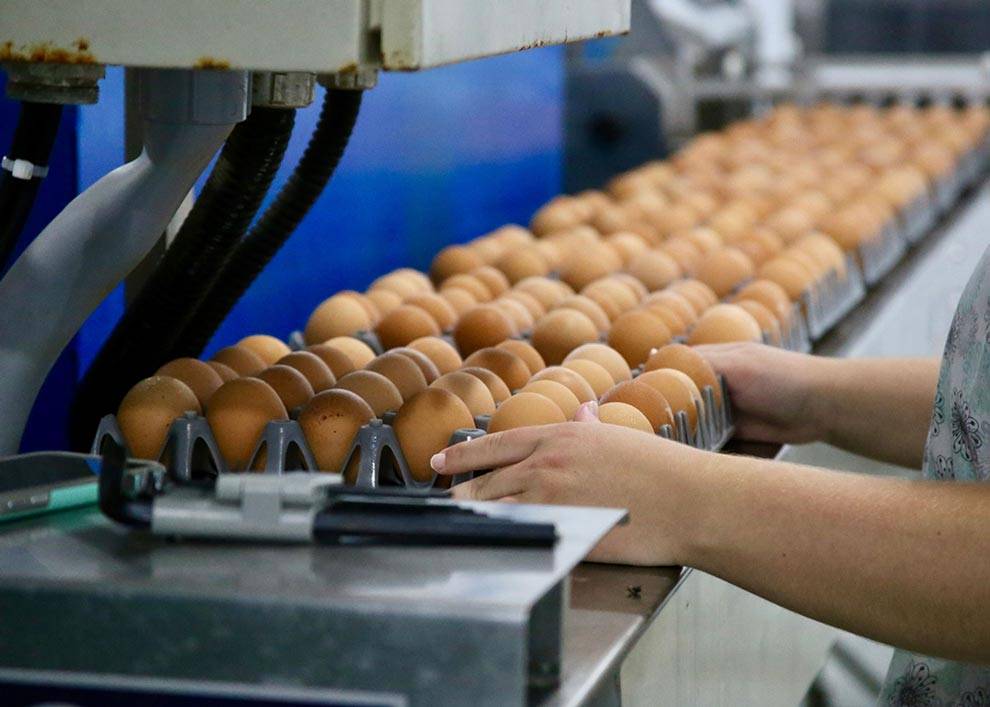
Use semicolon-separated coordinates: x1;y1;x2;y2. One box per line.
0;102;63;272
167;88;363;358
68;107;296;451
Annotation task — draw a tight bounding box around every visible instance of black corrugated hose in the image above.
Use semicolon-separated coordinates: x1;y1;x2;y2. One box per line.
0;102;63;273
166;88;364;359
68;107;296;451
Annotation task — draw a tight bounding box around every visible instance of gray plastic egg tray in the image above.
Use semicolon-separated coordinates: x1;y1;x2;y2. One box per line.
91;373;734;494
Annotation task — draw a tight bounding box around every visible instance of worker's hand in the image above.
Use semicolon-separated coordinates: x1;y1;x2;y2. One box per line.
431;403;708;566
693;342;829;445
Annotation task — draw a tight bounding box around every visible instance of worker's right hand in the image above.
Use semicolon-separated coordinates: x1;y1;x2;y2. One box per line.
693;343;831;446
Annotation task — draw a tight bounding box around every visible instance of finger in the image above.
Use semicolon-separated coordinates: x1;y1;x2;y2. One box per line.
574;400;600;423
432;427;543;476
450;462;530;501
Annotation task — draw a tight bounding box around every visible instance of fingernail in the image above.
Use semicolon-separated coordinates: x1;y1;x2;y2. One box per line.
430;452;446;472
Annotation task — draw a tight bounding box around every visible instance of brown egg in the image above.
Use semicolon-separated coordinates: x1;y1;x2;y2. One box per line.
118;376;201;460
156;358;224;407
496;339;545;376
365;352;428;402
305;344;358;379
731;279;792;324
407;336;463;375
211;346;265;377
528;366;596;403
757;257;814;300
207;360;239;382
782;248;826;281
637;368;702;432
257;365;315;412
371;273;419;299
337;290;382;325
598;402;654;434
277;351;336;392
488;392;567;433
601;381;673;432
579;285;623;322
236;334;291;365
641;303;688;337
391;347;441;384
206;378;287;471
521;380;581;419
668;279;719;312
460;367;511;404
530;197;585;236
765;207;815;244
470;266;511;298
732;227;784;267
681;227;723;255
564;342;632;383
533;240;564;270
393;388;475;482
334;370;403;417
644;344;720;405
559;243;623;291
609;273;650;301
453;305;516;356
657;237;703;274
735;300;782;345
403;293;458;332
625;250;682;292
365;288;403;318
500;290;547;320
323;337;376;369
439;286;479;317
441;273;492;302
304;294;373;345
554;295;610;333
493;298;535;333
583;280;639;315
463;347;531;392
531;309;600;366
606;232;650;264
796;232;847;279
562;358;614;397
431;371;497;416
642;290;698;325
694;247;756;298
391;268;433;293
687;304;762;345
298;390;374;473
607;309;673;367
513;276;572;310
374;304;442;351
495;247;551;284
430;245;485;285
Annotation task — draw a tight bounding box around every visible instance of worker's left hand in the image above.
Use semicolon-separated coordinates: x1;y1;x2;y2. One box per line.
431;403;707;566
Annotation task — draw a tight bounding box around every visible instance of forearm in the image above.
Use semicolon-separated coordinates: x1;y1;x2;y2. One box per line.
810;357;939;468
682;451;990;663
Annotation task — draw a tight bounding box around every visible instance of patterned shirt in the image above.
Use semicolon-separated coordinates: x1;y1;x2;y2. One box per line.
880;245;990;705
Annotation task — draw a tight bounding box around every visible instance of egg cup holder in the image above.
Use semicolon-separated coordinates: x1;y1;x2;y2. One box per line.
857;219;908;287
777;302;812;354
899;190;939;245
340;419;486;492
800;255;866;340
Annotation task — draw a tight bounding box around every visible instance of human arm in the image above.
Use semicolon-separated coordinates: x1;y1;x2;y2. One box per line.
432;421;990;664
695;343;939;468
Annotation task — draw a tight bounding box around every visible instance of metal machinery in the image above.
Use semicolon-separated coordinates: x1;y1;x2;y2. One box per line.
0;3;635;706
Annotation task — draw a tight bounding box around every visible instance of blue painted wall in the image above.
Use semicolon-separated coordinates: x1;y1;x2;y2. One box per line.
5;46;566;451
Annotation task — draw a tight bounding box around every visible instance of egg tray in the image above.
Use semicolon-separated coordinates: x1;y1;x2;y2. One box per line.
777;302;812;354
92;375;734;496
799;253;867;340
